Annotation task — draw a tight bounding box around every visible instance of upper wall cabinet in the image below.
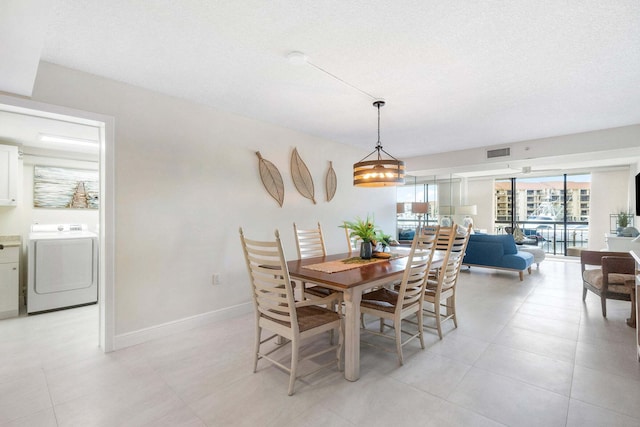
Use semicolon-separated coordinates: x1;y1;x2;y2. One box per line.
0;145;18;206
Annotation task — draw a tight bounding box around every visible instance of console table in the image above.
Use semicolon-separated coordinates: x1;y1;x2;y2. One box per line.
605;234;640;252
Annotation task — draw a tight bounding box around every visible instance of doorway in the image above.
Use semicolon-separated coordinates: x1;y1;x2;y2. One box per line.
0;95;114;351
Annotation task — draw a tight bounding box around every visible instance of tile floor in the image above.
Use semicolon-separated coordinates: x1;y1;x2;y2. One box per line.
1;259;639;426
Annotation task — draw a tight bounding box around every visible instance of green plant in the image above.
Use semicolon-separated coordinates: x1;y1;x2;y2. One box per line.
340;214;379;242
617;211;630;228
376;231;393;247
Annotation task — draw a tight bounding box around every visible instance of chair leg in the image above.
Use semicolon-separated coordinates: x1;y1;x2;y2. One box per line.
417;313;425;350
628;290;636;328
379;318;385;333
451;295;458;329
288;340;299;396
253;326;261;373
519;271;524;281
395;319;404;365
582;286;587;301
434;300;443;339
337;322;344;371
601;295;607;317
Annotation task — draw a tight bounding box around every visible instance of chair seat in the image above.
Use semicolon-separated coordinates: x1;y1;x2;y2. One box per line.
263;305;340;332
361;287;420;313
583;269;635;294
304;285;334;298
361;288;399;313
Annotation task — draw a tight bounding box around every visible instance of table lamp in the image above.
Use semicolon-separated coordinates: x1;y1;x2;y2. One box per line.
457;205;477;229
439;205;454;227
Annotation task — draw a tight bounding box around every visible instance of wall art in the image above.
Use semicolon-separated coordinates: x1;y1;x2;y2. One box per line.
33;166;99;209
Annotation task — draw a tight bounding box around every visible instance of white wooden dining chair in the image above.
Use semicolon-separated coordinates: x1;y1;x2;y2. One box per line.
423;223;471;339
343;221;361;256
293;222;341;303
239;228;343;396
359;226;439;365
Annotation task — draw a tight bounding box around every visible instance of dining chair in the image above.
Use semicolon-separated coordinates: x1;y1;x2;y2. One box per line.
293;221;326;259
293;222;340;303
423;223;471;339
428;222;469;276
359;226;439;365
239;228;343;396
344;221;361;256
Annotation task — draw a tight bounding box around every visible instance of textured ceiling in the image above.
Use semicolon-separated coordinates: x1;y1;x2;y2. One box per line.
32;0;640;158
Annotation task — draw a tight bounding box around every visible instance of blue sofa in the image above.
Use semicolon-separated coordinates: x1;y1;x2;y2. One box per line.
462;234;534;281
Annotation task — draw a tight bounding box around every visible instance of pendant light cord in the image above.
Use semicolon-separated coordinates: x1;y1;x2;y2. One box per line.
376;102;382;159
306;61;378;100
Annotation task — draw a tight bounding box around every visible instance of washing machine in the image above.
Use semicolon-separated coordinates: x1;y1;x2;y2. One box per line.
27;224;98;313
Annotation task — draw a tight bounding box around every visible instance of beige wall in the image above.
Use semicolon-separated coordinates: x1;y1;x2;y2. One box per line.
28;62;396;338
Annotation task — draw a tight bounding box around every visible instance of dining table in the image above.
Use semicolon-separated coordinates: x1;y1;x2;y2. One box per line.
287;249;444;381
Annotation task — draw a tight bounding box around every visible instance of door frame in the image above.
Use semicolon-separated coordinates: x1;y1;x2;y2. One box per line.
0;94;115;351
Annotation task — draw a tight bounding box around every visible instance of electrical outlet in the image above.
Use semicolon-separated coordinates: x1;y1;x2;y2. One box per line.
212;273;221;285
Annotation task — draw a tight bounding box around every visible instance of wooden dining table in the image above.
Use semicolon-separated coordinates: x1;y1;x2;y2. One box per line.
287;250;444;381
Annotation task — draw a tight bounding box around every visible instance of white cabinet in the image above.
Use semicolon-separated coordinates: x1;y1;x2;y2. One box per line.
0;144;18;206
0;245;19;319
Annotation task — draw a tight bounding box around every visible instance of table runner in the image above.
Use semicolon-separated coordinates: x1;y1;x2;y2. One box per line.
302;254;405;274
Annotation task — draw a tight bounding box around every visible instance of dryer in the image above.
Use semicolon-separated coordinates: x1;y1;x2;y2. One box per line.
28;224;98;313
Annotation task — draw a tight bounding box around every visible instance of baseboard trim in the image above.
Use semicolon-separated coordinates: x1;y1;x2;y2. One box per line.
0;309;19;320
113;302;253;351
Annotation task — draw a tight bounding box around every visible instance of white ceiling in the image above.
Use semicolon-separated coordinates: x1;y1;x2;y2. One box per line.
3;1;640;162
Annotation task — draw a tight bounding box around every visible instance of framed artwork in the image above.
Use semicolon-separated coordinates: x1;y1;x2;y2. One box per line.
33;166;99;209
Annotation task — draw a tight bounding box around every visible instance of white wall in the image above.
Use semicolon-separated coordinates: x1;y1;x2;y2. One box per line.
29;62;396;338
586;169;630;250
465;178;495;232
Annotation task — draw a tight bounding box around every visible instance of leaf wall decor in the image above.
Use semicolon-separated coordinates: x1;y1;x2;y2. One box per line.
256;151;284;207
326;161;337;202
290;147;316;204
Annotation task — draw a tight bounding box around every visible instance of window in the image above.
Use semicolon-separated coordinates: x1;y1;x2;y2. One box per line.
494;174;590;256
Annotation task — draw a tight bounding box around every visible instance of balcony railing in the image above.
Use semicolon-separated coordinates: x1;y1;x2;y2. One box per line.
495;220;589;256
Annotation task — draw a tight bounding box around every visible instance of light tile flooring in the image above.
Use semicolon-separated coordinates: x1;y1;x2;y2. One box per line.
1;259;639;426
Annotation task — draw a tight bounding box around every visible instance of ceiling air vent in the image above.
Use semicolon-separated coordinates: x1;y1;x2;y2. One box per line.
486;147;511;159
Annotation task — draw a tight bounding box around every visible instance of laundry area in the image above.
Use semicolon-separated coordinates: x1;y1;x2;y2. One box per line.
0;109;101;319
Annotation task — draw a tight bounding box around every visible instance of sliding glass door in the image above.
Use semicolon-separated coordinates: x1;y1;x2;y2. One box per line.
495;174;590;256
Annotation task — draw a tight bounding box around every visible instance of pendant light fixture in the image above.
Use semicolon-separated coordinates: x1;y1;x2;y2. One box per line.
353;100;405;187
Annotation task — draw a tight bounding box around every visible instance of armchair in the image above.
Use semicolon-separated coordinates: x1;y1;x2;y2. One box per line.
581;250;635;325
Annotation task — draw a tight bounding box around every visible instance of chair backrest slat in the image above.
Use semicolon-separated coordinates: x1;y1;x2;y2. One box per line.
240;228;298;331
438;224;472;292
294;222;326;259
396;226;440;308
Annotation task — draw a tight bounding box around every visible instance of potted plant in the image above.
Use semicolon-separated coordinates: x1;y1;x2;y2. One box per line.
617;211;630;235
340;214;379;259
376;231;395;252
